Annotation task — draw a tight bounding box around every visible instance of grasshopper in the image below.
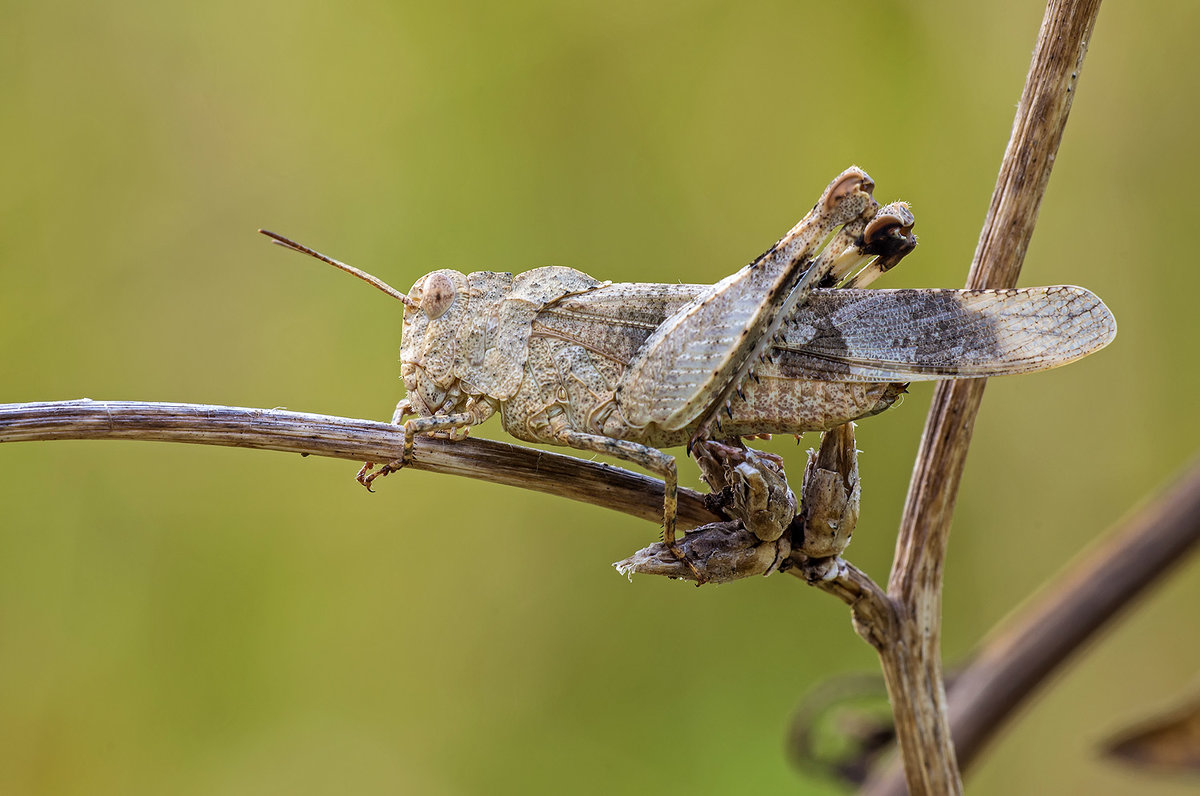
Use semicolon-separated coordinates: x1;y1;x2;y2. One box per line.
262;167;1116;577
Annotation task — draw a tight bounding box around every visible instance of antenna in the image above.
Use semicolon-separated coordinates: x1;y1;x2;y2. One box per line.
258;229;416;309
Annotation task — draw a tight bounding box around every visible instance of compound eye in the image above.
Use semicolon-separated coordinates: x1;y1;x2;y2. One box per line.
421;272;457;320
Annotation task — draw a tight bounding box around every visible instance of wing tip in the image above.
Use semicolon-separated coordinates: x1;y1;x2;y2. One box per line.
1062;284;1118;354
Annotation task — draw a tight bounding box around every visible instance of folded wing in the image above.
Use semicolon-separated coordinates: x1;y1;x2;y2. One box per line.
775;286;1117;381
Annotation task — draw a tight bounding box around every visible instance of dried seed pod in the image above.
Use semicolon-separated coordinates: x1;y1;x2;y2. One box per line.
797;423;861;559
613;521;789;584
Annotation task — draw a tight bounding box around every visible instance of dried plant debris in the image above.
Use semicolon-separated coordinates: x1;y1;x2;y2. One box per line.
1104;695;1200;774
614;522;790;584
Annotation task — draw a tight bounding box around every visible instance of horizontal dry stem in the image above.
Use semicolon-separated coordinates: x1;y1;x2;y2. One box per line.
0;399;720;530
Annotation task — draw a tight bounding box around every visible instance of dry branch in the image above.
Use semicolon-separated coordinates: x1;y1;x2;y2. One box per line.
869;1;1104;793
861;457;1200;795
948;457;1200;767
0;399;719;530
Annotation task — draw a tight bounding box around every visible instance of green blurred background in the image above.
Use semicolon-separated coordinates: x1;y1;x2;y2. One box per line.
2;1;1197;793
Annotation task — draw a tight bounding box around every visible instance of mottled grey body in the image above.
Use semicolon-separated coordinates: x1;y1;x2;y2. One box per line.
311;167;1115;570
400;273;1113;451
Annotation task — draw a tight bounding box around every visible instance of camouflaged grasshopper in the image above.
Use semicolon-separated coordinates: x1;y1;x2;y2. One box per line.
262;167;1116;572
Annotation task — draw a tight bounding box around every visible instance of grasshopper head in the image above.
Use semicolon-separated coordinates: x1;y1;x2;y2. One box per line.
257;232;485;418
399;269;473;416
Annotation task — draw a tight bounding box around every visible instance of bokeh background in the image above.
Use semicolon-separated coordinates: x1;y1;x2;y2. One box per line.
3;1;1198;794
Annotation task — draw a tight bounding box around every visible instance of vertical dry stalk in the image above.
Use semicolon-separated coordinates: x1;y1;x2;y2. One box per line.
870;1;1103;793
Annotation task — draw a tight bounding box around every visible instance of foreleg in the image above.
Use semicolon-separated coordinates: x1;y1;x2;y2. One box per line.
357;401;480;490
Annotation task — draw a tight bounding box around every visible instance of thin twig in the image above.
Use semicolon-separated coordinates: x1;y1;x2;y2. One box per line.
0;399;720;530
870;1;1103;793
793;562;897;652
